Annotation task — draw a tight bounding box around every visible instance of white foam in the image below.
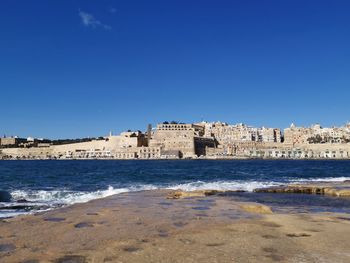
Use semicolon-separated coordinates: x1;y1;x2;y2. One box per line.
10;186;126;205
9;184;159;206
167;180;281;192
291;177;350;183
0;210;32;219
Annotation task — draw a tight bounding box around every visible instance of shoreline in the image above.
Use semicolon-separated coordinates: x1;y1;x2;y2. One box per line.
1;187;350;262
1;157;350;161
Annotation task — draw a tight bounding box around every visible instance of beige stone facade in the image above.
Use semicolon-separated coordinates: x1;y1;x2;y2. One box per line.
1;121;350;160
138;146;161;159
149;123;204;158
284;123;350;145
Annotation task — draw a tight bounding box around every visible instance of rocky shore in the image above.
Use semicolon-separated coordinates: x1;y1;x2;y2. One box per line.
254;181;350;197
0;183;350;262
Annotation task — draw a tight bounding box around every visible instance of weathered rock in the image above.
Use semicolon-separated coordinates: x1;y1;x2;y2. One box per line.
53;255;86;263
254;184;350;197
239;203;273;214
167;190;213;199
166;189;246;199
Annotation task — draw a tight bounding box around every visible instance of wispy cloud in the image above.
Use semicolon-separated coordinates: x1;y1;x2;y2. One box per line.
109;7;117;14
78;10;111;30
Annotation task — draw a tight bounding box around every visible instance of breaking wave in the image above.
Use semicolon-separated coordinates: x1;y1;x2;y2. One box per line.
0;185;158;218
9;185;158;205
291;176;350;183
167;180;281;192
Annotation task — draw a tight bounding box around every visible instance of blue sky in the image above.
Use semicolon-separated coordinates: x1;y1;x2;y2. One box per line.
1;0;349;139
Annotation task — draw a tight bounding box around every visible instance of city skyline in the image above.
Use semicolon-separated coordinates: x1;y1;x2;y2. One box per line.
2;119;350;140
2;119;350;160
1;0;350;138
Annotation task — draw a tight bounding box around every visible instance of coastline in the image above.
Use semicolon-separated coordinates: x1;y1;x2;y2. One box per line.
1;157;350;161
1;187;350;262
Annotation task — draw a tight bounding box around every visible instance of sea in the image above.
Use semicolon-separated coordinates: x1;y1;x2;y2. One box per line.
1;159;350;218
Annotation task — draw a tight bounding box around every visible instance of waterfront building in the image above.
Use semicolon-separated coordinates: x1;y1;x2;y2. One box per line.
1;121;350;160
149;122;213;158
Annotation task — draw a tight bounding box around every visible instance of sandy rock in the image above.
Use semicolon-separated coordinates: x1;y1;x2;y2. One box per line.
254;184;350;197
239;203;273;214
166;190;222;199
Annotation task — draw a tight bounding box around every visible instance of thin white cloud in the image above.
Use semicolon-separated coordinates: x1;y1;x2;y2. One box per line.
78;10;111;30
109;8;117;14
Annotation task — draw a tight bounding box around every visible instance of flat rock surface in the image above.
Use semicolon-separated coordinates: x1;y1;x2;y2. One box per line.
254;181;350;196
0;190;350;262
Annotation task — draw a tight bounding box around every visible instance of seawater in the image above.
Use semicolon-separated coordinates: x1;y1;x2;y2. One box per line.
1;159;350;218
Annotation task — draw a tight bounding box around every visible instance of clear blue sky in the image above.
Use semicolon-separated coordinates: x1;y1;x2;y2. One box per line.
1;0;349;139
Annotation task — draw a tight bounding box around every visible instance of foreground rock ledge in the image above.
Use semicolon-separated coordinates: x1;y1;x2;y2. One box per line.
254;182;350;197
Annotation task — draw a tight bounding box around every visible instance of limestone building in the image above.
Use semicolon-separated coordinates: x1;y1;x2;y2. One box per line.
149;123;215;158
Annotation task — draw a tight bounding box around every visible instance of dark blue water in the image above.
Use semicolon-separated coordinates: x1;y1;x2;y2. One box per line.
1;160;350;217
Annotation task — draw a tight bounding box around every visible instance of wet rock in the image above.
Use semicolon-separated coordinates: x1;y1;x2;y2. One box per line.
173;221;187;227
265;254;285;261
167;190;223;199
123;246;141;252
74;222;94;228
262;247;278;253
336;217;350;221
44;217;66;222
179;238;195;245
21;260;39;263
260;222;281;228
158;202;173;206
239;203;273;214
254;184;350;197
286;233;311;237
197;199;216;203
206;242;225;247
262;234;277;239
86;212;98;216
53;255;86;263
158;228;169;237
195;213;209;217
191;206;210;211
0;243;16;252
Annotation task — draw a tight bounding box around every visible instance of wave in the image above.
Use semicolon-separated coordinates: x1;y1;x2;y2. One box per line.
10;185;158;205
0;185;158;219
291;177;350;183
166;180;282;192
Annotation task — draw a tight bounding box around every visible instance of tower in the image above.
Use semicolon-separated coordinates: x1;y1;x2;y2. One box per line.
147;124;152;146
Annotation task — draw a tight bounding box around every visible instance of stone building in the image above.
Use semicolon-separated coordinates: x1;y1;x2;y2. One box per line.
138;146;161;159
283;123;311;145
114;148;137;159
284;123;350;145
149;123;214;158
2;121;349;160
0;137;27;147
